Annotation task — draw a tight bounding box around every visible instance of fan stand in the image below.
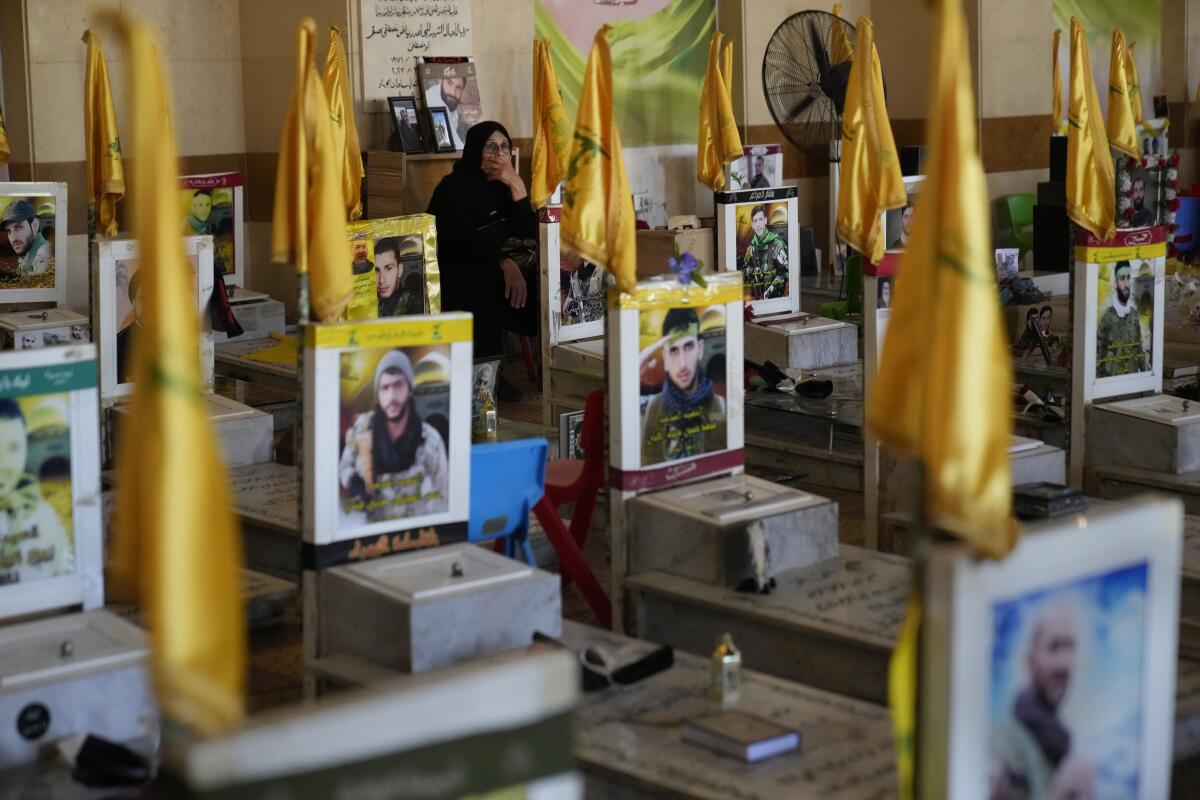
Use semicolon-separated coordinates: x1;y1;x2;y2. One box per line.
828;138;845;282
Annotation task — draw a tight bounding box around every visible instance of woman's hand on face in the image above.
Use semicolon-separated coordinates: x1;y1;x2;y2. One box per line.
483;156;527;201
500;258;527;308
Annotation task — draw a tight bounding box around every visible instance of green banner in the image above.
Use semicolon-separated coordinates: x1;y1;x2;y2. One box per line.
1053;0;1162;104
0;359;96;398
536;0;715;147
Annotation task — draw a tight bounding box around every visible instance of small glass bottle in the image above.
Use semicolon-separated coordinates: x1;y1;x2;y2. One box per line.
709;633;742;707
478;391;498;439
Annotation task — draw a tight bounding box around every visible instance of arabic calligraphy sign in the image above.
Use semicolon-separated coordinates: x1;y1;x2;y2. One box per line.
359;0;474;106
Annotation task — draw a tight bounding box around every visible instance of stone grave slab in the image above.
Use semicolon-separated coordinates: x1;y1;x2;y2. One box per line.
563;621;896;799
1089;395;1200;474
214;336;298;393
626;545;910;705
744;313;858;371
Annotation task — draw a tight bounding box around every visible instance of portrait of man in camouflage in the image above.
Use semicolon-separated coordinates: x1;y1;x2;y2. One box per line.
739;204;789;301
1096;260;1150;378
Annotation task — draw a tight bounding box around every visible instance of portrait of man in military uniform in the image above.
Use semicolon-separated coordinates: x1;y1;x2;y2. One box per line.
639;307;727;466
559;251;605;327
338;349;450;524
738;204;789;301
1096;260;1151;378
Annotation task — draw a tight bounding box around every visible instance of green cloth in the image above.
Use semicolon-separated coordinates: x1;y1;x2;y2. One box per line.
185;213;212;235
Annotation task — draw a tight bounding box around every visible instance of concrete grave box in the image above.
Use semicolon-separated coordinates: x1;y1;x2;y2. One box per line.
319;544;561;673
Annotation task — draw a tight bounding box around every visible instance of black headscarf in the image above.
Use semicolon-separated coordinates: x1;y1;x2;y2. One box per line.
456;121;511;174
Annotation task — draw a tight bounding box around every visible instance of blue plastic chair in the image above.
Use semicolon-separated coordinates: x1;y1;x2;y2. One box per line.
1176;197;1200;259
468;438;548;564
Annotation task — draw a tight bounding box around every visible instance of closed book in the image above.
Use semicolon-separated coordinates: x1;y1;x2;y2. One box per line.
682;711;799;763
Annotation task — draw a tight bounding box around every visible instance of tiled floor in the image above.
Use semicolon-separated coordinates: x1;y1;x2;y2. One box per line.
243;345;864;712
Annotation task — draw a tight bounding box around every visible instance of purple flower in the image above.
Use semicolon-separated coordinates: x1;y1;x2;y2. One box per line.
668;251;706;287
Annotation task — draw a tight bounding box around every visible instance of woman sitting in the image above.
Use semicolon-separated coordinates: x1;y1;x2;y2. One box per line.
427;121;537;360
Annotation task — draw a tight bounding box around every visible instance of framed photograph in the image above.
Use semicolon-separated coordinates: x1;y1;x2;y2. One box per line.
418;59;482;151
608;272;744;492
558;410;586;460
0;345;103;620
920;496;1181;800
346;214;440;320
303;314;473;564
427;107;456;154
92;236;215;403
180;172;245;287
1072;227;1165;403
540;208;605;345
715;186;800;317
724;144;783;191
471;357;501;424
0;183;67;305
883;175;924;253
387;96;426;154
1116;158;1164;230
1137;116;1169;160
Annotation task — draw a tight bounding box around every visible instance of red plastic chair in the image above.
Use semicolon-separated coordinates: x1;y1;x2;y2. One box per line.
533;388;611;628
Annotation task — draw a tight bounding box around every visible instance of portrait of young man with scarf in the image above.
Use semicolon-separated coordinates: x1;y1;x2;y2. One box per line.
640;307;727;466
338;349;449;524
1096;260;1150;378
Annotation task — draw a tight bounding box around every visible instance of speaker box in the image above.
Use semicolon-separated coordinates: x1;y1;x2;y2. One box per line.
1034;204;1071;272
899;146;926;177
799;226;817;276
1037;180;1065;207
1049;136;1067;182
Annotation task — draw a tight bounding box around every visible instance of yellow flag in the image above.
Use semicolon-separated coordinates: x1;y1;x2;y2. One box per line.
109;18;245;736
869;0;1015;557
696;31;743;191
1052;29;1064;134
870;1;1016;791
0;108;11;167
530;38;570;209
1106;29;1138;159
561;26;637;294
82;29;125;237
323;26;363;221
890;593;921;800
830;4;854;65
1066;17;1116;241
836;17;905;264
1125;42;1143;124
273;19;353;322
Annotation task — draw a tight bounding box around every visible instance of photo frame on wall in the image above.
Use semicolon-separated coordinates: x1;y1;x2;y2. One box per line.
0;345;103;620
541;207;605;345
724;144;783;190
0;182;68;306
418;59;482;151
1115;156;1165;230
387;96;426;154
882;175;924;253
346;214;441;320
92;236;215;403
426;107;457;153
1072;227;1165;403
179;172;245;287
608;272;745;492
919;496;1181;800
715;186;799;318
303;314;473;566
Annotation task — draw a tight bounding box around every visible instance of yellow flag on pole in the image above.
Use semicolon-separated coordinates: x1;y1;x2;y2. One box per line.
322;26;363;221
1106;29;1138;159
530;38;571;209
109;17;245;736
1125;42;1144;125
273;19;353;322
830;4;854;66
869;1;1016;792
561;26;637;294
83;29;125;237
696;31;742;191
869;0;1014;556
0;107;9;167
1052;29;1064;134
1066;17;1116;241
836;17;905;265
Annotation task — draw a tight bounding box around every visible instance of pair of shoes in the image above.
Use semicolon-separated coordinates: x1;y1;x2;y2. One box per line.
495;374;523;402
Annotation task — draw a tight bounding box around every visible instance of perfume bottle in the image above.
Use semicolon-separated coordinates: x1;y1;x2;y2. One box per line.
709;633;742;707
